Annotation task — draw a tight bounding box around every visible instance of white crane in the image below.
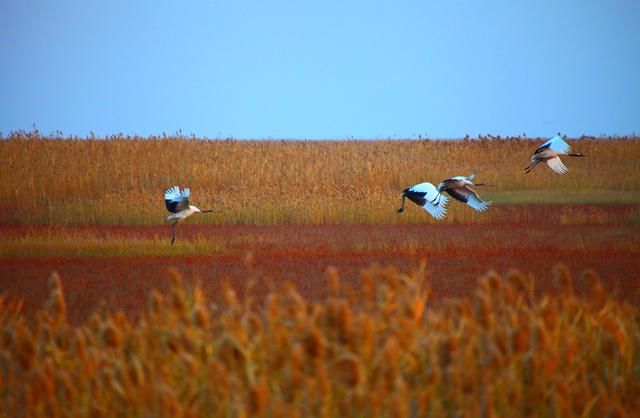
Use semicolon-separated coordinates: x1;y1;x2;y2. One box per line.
525;135;585;174
436;174;491;212
396;182;448;219
164;186;213;245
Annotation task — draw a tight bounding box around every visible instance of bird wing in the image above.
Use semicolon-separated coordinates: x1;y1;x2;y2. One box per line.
421;195;448;219
437;176;465;191
403;182;448;220
164;186;190;213
444;188;468;204
535;135;570;155
405;182;440;201
447;187;491;212
545;156;568;174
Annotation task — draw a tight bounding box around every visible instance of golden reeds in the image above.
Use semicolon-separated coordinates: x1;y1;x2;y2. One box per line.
0;264;638;417
1;134;639;225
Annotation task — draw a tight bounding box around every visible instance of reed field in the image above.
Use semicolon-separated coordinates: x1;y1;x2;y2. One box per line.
1;265;638;418
1;133;639;225
1;133;639;417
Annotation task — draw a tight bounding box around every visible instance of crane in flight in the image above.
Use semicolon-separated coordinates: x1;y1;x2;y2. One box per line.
436;174;491;212
525;135;585;174
164;186;213;245
396;182;448;220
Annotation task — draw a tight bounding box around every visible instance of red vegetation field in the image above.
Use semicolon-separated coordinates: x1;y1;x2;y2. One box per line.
2;204;638;324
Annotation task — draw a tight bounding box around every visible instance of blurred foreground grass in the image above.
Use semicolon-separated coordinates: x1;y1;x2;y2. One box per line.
1;264;638;417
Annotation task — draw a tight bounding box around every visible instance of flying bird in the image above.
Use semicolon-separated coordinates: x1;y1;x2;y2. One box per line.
164;186;213;245
436;174;491;212
525;135;585;174
396;182;448;219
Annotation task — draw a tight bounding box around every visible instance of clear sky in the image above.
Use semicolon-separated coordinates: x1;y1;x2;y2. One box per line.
1;1;639;139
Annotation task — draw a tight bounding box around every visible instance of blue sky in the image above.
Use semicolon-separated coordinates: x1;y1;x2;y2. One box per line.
1;1;639;139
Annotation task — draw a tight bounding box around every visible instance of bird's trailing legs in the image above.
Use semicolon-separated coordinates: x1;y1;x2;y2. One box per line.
524;161;539;174
431;192;443;207
171;221;178;245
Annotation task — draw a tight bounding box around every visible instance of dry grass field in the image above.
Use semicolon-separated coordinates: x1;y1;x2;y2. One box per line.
1;133;639;416
1;133;639;225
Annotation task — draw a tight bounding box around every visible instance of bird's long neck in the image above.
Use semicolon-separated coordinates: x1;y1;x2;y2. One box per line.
396;194;406;213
